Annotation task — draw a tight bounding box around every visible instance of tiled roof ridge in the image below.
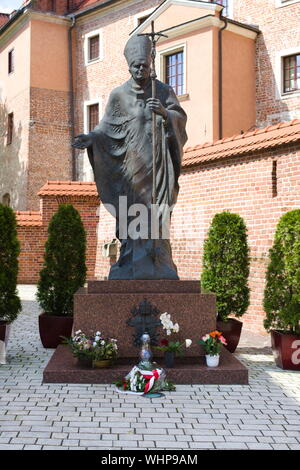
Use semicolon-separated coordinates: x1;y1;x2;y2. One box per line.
38;181;98;197
184;119;300;154
16;211;42;226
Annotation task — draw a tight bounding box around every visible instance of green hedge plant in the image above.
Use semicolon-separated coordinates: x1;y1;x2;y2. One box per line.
264;210;300;335
201;211;250;322
37;204;87;316
0;204;21;323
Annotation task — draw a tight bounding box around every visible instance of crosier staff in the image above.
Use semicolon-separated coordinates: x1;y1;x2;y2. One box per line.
138;21;167;207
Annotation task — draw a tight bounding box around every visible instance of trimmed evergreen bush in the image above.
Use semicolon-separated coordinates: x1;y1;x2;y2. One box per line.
201;211;250;321
37;204;87;316
264;210;300;334
0;204;21;323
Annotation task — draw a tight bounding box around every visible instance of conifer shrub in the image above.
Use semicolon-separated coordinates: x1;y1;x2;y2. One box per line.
201;212;250;321
264;210;300;334
37;204;87;316
0;204;21;323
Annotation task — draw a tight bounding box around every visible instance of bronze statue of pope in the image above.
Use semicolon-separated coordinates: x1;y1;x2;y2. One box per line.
73;35;187;280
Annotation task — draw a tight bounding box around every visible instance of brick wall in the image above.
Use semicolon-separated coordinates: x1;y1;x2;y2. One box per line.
94;140;300;334
74;0;161;178
17;182;100;283
233;0;300;127
27;88;72;210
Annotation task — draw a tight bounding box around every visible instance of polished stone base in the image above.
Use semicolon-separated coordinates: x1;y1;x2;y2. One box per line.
74;280;216;358
43;345;248;385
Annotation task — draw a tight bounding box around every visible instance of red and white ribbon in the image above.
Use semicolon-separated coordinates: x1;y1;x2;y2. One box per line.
140;368;162;394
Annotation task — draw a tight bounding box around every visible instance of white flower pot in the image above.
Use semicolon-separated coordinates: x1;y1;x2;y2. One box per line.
205;354;220;367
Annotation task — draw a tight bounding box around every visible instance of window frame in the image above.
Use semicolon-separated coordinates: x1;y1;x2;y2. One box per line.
275;0;300;8
276;47;300;98
82;99;102;181
283;54;300;94
7;112;13;145
158;43;187;98
8;48;14;74
84;28;103;66
133;8;156;28
210;0;234;18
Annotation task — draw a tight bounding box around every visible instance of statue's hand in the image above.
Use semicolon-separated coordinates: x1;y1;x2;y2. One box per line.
146;98;168;120
72;133;92;149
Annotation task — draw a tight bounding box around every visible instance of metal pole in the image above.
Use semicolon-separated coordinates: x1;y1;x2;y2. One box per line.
150;21;157;206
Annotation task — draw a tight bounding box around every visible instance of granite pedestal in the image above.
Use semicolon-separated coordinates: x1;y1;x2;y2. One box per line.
43;280;248;385
73;280;216;358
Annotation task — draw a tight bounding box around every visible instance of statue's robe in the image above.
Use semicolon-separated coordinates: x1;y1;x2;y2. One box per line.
87;78;187;280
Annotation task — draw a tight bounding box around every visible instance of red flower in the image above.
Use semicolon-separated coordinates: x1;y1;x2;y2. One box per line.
161;339;169;346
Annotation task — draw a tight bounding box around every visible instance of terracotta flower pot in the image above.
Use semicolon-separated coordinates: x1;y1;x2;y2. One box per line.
39;313;73;349
0;321;11;364
216;318;243;353
92;359;112;368
271;330;300;371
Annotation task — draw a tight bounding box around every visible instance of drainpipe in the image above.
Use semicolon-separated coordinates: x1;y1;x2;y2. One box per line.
68;14;76;180
218;7;228;141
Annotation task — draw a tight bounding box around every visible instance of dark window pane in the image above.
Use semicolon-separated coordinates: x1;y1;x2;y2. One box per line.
210;0;229;16
8;49;14;74
7;113;13;145
165;50;184;96
284;54;300;92
88;104;99;132
88;35;100;61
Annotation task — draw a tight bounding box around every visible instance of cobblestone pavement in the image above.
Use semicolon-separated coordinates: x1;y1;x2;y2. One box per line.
0;301;299;451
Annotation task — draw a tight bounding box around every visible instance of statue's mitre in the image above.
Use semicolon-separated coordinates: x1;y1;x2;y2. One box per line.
124;35;151;66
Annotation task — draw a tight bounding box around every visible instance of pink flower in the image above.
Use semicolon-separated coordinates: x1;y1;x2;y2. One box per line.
220;336;227;345
202;334;210;342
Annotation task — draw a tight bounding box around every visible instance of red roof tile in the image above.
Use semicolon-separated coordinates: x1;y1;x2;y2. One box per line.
38;181;98;197
183;119;300;167
0;13;9;27
16;211;42;226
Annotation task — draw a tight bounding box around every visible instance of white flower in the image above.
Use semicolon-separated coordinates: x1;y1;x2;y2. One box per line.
185;339;192;348
166;329;172;336
75;330;82;335
96;331;101;336
93;341;97;347
202;334;210;342
101;340;105;345
173;323;179;333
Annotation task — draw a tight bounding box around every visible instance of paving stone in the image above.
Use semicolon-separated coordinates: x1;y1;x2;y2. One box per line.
1;300;300;451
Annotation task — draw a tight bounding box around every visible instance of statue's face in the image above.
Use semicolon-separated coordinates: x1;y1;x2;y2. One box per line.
129;58;151;84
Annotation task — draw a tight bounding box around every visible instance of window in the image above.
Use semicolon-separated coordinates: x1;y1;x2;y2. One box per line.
283;54;300;93
2;193;10;207
7;113;13;145
84;29;103;65
8;49;14;74
165;51;184;96
88;35;100;62
276;0;300;6
48;0;55;11
88;103;99;132
210;0;229;16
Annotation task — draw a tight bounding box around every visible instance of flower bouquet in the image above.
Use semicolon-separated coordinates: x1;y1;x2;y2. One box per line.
115;365;175;395
154;312;192;367
198;330;227;367
64;330;118;368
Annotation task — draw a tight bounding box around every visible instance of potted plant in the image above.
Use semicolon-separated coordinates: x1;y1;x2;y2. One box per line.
37;204;87;348
201;212;250;352
264;210;300;370
154;312;192;367
0;204;22;364
199;330;227;367
64;330;118;368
